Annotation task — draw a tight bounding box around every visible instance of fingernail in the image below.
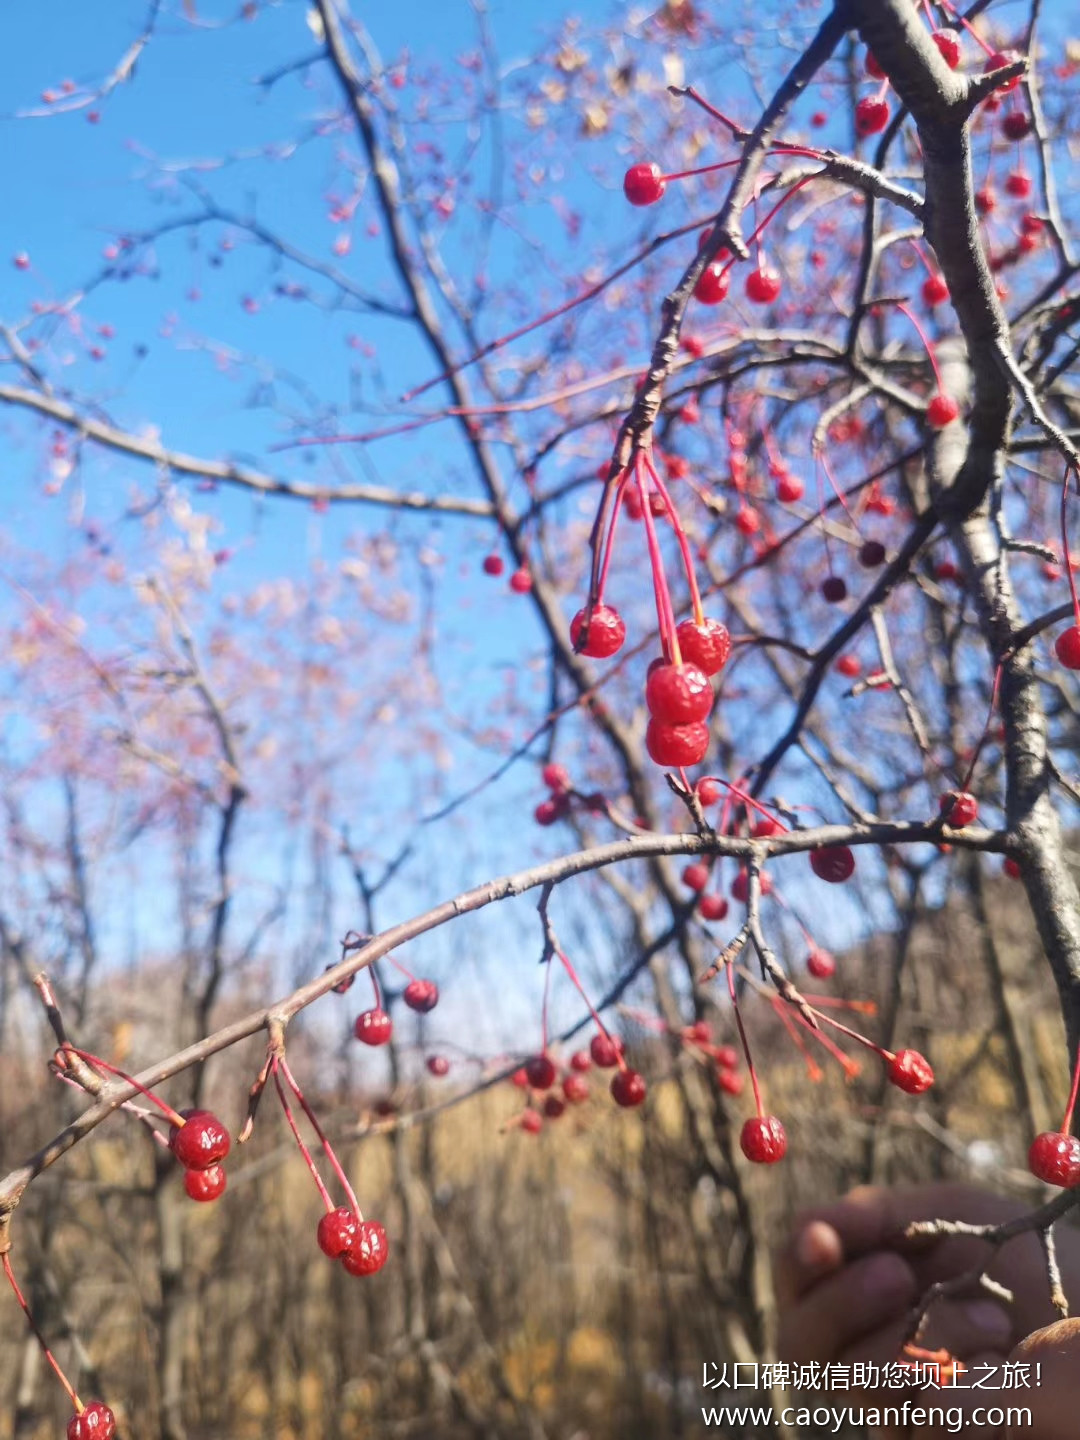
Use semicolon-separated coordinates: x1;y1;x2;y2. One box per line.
796;1221;839;1270
858;1252;914;1304
964;1301;1012;1344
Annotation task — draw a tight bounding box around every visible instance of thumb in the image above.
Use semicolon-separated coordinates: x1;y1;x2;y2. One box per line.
1007;1317;1080;1438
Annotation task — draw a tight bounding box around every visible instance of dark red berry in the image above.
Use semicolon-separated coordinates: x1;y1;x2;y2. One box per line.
676;617;731;676
685;1020;712;1046
341;1219;389;1276
809;845;855;884
569;1049;592;1073
888;1049;934;1094
170;1110;231;1170
646;661;712;725
184;1164;226;1202
403;979;439;1013
543;1094;566;1119
534;795;568;826
590;1033;623;1068
745;265;782;304
646;718;709;768
806;948;836;980
855;97;890;136
482;553;504;576
623;162;666;206
864;50;885;79
570;604;626;658
939;790;978;827
67;1404;116;1440
922;273;950;306
525;1054;557;1090
426;1054;450;1077
1028;1131;1080;1187
1055;626;1080;669
821;575;847;603
318;1206;358;1258
694;263;730;305
563;1073;589;1104
354;1008;393;1045
740;1115;787;1163
859;539;886;568
611;1069;647;1107
699;893;729;921
1002;110;1031;140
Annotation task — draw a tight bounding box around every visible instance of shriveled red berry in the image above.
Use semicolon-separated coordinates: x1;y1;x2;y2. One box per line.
184;1164;226;1202
67;1404;116;1440
1055;625;1080;669
922;273;949;306
1028;1131;1080;1187
694;263;730;305
570;604;626;658
563;1073;589;1104
525;1054;557;1090
623;162;666;206
932;31;961;68
426;1054;450;1077
740;1115;787;1163
821;575;847;603
519;1108;542;1134
318;1206;358;1258
590;1032;623;1068
170;1110;231;1170
646;718;709;768
544;1094;566;1119
888;1049;934;1094
342;1219;389;1275
354;1008;393;1045
745;264;782;304
939;791;978;827
699;893;729;922
855;97;890;136
403;979;439;1013
809;846;855;884
482;553;504;576
676;617;730;676
806;948;836;980
611;1069;647;1108
646;661;712;725
717;1068;744;1096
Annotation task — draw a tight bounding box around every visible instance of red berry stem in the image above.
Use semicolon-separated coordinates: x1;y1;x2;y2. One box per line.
816;445;862;531
277;1056;363;1219
1060;1040;1080;1136
743;174;816;251
727;962;766;1117
958;660;1003;793
634;453;683;664
3;1251;81;1409
1060;466;1080;628
657;158;742;185
554;947;624;1065
895;300;948;391
935;0;995;57
771;997;824;1082
594;465;633;602
643;451;706;626
271;1060;336;1213
63;1046;187;1128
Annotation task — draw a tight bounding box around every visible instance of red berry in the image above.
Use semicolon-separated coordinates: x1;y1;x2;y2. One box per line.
318;1206;358;1258
569;1050;592;1073
1028;1131;1080;1187
184;1164;226;1202
935;559;960;582
511;1067;530;1089
341;1219;389;1276
519;1108;543;1134
975;187;996;215
534;795;568;826
809;846;855;884
927;393;960;428
645;718;709;768
1005;171;1031;199
482;553;504;576
699;893;729;921
623;162;666;206
888;1048;934;1094
731;867;773;902
170;1110;231;1170
570;604;626;658
542;762;571;792
682;861;710;892
735;505;760;536
563;1073;589;1104
806;948;836;980
611;1069;647;1108
354;1008;393;1045
752;816;783;838
715;1046;738;1069
694;263;730;305
984;50;1020;94
686;1020;712;1046
13;252;31;271
67;1404;116;1440
922;273;950;306
745;264;782;304
740;1115;787;1163
855;97;890;136
509;567;532;594
675;618;730;676
646;661;713;725
525;1054;557;1090
858;539;886;568
1003;856;1022;879
544;1094;566;1120
821;575;847;603
696;778;721;806
932;31;961;69
776;472;804;503
426;1054;450;1077
1056;625;1080;669
717;1068;744;1096
864;50;885;79
325;961;356;994
939;790;978;827
1002;110;1032;140
811;111;827;128
590;1033;623;1068
835;654;861;678
403;979;439;1013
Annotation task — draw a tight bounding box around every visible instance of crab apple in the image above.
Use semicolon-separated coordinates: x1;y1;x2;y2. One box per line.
67;1405;116;1440
932;30;961;68
717;1068;744;1096
1055;626;1080;668
714;1045;738;1069
13;252;30;271
696;777;721;806
864;50;885;79
534;794;569;826
170;1110;231;1170
686;1020;712;1046
858;539;887;568
682;861;710;892
426;1055;450;1077
888;1049;934;1094
810;846;855;884
403;979;439;1013
735;505;761;536
776;472;804;503
821;575;847;603
1006;171;1032;199
481;553;504;576
745;264;782;304
731;867;772;902
542;762;570;792
354;1008;393;1045
519;1108;543;1135
1003;856;1022;879
623;161;666;206
646;661;713;725
939;790;978;827
835;654;861;678
569;1050;592;1073
694;262;730;305
341;1220;389;1276
184;1164;227;1202
1028;1132;1080;1187
523;1054;556;1090
317;1206;358;1258
740;1115;787;1164
984;50;1021;93
511;1067;530;1089
699;893;729;922
675;617;731;676
975;186;996;215
806;948;836;980
563;1073;589;1104
811;110;827;127
752;816;783;838
1002;110;1032;140
590;1032;623;1068
927;392;960;428
646;718;710;768
544;1094;567;1120
509;567;532;594
570;604;626;658
922;273;950;306
611;1069;647;1107
855;97;890;136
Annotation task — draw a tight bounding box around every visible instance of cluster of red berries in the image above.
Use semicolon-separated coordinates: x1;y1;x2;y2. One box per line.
316;1206;390;1276
169;1108;232;1203
533;761;607;826
480;551;532;594
683;1018;744;1095
511;1032;646;1130
353;975;440;1045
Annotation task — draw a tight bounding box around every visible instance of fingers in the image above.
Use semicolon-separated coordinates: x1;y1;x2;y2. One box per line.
777;1251;917;1364
1007;1319;1080;1438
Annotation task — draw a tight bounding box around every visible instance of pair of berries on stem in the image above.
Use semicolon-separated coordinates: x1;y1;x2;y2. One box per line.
348;961;440;1047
